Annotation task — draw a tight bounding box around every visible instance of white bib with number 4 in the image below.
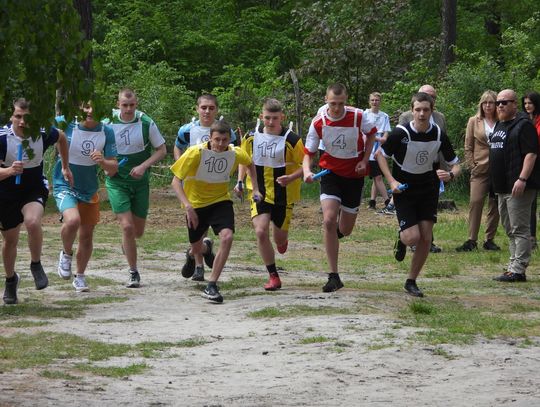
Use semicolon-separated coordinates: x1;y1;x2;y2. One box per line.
321;111;359;159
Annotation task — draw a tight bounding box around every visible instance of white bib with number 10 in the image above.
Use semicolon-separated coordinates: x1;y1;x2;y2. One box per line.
195;148;236;183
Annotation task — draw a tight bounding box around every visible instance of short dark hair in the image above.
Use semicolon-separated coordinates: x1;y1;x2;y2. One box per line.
13;98;30;111
326;83;348;96
210;120;231;137
263;98;283;113
197;94;219;108
411;92;434;110
522;91;540;117
118;87;137;100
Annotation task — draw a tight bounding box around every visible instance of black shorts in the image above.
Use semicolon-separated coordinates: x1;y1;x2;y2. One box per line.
393;185;438;231
320;171;364;213
0;185;49;231
368;160;382;178
187;200;235;243
251;200;293;231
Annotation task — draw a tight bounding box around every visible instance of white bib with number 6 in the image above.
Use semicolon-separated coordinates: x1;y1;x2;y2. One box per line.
195;148;236;183
397;124;441;174
68;127;106;166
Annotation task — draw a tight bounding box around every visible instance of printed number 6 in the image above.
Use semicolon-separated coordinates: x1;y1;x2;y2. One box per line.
416;150;428;165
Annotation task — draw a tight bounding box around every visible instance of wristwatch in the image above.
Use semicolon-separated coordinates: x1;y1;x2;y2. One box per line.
449;171;455;180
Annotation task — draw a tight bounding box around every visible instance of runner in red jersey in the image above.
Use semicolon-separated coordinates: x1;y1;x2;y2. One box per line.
303;83;377;292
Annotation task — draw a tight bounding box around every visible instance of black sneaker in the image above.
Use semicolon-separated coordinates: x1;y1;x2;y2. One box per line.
482;239;500;251
430;243;442;253
202;238;215;268
493;272;527;282
202;284;223;303
394;236;406;262
404;279;424;297
322;274;344;293
181;248;195;278
30;262;48;290
456;239;477;252
3;273;20;305
368;199;376;210
192;265;205;282
126;270;141;288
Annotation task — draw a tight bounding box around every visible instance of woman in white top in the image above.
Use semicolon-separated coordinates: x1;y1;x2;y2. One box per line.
456;90;501;252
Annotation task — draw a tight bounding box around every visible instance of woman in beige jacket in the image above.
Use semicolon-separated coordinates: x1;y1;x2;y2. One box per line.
456;90;500;251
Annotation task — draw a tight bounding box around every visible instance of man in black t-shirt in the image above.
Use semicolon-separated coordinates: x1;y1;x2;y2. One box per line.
490;89;539;283
376;92;460;297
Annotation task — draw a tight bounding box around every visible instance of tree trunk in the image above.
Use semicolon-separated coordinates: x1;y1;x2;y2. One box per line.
73;0;92;77
289;69;302;137
441;0;457;68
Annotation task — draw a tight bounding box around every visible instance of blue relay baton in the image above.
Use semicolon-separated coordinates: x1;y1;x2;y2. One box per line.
312;169;330;181
439;180;445;194
15;144;23;185
387;183;408;194
118;157;129;167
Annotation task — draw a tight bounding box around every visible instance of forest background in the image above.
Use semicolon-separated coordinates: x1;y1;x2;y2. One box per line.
1;0;540;193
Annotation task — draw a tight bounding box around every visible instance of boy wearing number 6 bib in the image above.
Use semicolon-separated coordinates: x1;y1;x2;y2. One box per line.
236;99;305;291
303;83;377;293
171;121;261;303
53;102;118;293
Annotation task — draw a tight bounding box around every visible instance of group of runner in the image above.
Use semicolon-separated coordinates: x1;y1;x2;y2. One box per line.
1;83;460;304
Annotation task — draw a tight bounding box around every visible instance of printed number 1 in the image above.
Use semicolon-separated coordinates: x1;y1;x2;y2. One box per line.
120;129;130;146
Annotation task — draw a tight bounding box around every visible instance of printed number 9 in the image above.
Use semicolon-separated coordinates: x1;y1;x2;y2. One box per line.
81;140;95;156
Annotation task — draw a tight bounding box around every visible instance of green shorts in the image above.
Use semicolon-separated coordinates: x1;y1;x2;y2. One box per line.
106;180;150;219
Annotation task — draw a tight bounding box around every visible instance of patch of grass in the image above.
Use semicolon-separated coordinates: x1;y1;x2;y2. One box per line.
136;338;209;358
76;362;148;377
89;317;151;324
0;332;131;371
40;370;80;380
367;343;394;351
5;320;50;328
219;276;266;290
53;296;128;307
298;336;332;344
432;347;456;360
248;305;354;318
401;300;540;345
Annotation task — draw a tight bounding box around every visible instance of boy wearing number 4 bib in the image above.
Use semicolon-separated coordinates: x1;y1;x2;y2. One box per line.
54;102;118;293
236;99;304;291
171;121;261;303
303;83;377;292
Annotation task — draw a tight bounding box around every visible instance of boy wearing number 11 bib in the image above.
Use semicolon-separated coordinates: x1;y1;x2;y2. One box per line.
171;121;261;303
236;99;305;291
303;83;377;293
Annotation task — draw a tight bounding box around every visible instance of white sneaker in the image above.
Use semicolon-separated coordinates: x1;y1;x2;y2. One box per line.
72;276;89;292
57;251;72;280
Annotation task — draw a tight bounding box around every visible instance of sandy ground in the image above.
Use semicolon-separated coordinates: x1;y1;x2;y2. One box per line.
1;192;540;406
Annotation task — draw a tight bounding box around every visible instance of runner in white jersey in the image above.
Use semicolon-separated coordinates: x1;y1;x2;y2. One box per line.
0;98;73;304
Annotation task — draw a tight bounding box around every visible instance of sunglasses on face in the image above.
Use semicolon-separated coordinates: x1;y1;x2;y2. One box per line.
495;100;515;106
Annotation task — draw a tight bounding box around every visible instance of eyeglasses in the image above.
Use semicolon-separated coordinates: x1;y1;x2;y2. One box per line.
495;100;515;106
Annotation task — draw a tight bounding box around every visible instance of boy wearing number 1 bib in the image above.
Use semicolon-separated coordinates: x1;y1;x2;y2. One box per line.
303;83;377;293
171;121;261;303
236;99;305;291
53;102;118;293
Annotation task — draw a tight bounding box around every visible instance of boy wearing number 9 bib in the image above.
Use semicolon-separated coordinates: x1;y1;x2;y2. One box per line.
53;102;118;293
236;98;305;291
171;121;261;303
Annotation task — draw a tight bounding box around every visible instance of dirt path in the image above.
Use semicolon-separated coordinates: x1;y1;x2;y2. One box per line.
1;192;540;406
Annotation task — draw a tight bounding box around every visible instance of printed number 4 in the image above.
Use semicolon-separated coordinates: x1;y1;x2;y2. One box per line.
332;134;347;149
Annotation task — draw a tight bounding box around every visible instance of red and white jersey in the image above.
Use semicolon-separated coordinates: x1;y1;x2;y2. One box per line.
305;106;377;178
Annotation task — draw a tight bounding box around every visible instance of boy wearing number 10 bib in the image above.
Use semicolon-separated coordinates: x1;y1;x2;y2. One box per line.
170;121;261;303
236;99;305;291
303;83;377;293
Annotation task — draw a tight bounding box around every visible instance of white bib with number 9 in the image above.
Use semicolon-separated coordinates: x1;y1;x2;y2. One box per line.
68;127;106;166
195;148;236;183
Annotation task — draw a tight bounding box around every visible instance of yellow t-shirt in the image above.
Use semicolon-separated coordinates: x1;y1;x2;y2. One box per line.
170;142;251;208
241;127;304;205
